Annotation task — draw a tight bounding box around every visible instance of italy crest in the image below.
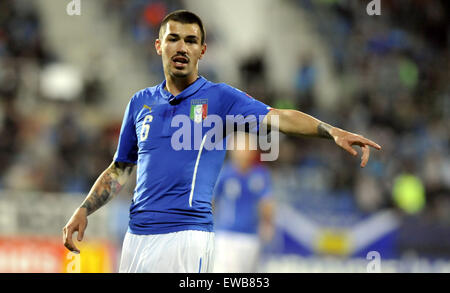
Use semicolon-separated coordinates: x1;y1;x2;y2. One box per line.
190;99;208;123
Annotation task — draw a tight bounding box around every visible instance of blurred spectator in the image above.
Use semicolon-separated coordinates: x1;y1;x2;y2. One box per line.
213;133;275;272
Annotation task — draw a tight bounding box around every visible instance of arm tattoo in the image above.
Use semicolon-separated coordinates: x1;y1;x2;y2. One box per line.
317;122;334;140
80;162;134;215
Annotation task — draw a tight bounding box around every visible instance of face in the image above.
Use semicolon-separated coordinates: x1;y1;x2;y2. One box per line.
155;21;206;80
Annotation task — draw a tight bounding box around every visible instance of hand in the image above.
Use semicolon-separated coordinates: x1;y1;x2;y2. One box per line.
330;127;381;168
62;207;88;254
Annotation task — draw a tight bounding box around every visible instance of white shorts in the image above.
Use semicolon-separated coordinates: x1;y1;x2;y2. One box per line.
213;231;261;273
119;230;215;273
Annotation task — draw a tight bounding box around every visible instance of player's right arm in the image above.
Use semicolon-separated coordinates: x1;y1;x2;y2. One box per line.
62;161;135;253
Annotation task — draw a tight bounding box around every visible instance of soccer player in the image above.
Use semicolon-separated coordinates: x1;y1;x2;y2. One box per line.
213;133;274;273
62;10;381;273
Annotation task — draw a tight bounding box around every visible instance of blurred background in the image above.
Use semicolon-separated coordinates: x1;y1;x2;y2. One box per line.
0;0;448;272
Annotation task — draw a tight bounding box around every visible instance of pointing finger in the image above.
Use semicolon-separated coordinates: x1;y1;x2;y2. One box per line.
359;137;381;150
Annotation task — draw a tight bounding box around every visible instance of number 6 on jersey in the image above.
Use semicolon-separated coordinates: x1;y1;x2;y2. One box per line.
140;115;153;141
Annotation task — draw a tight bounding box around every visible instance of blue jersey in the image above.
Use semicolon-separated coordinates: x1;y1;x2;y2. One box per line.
114;76;271;235
214;163;272;235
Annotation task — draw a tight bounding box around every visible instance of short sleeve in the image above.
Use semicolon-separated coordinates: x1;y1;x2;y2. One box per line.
113;97;138;164
220;85;272;134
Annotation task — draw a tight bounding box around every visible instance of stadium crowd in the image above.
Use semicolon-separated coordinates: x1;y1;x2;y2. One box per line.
284;0;449;218
0;0;449;254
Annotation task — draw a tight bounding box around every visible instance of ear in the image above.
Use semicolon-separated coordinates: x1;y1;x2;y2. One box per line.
155;39;162;56
199;43;207;60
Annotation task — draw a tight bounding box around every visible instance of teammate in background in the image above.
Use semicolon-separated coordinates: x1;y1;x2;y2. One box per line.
213;133;274;273
62;10;381;273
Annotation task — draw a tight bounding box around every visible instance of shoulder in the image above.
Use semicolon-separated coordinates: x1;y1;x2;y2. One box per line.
198;78;255;104
126;85;160;112
202;80;245;96
218;82;246;95
122;86;159;120
130;85;159;103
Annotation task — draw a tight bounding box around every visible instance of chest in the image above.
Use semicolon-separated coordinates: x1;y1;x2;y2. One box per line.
134;98;224;150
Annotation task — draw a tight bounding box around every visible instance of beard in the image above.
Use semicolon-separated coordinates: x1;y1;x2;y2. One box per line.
165;60;190;78
170;69;190;78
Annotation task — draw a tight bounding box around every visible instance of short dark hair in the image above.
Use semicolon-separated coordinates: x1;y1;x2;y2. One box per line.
159;10;206;44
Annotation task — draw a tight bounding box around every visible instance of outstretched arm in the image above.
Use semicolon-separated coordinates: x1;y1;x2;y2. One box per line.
263;109;381;167
62;161;135;253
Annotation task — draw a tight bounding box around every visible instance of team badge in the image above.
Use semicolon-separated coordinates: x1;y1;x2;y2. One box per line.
190;99;208;123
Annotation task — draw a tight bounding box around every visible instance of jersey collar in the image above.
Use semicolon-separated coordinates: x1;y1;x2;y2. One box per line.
159;76;207;105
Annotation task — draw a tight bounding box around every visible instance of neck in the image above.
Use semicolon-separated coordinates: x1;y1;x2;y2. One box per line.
165;73;199;96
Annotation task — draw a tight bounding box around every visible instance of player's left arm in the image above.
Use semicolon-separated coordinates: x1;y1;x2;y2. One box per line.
263;108;382;168
258;197;275;243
